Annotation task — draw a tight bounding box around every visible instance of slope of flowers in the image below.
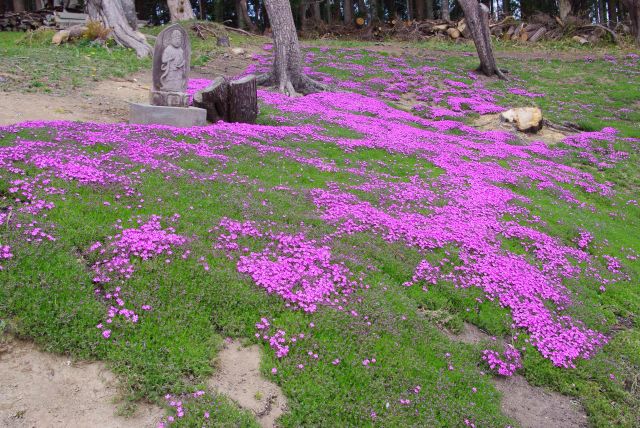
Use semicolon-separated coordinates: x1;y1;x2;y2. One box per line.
0;65;632;371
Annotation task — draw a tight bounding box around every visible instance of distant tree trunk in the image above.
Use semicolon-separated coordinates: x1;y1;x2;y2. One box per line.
214;0;224;21
407;0;413;19
426;0;434;18
167;0;196;21
441;0;450;19
458;0;505;78
607;0;616;23
325;0;332;24
621;0;640;45
237;0;258;30
344;0;353;24
558;0;572;19
357;0;365;15
299;0;308;28
503;0;510;14
313;1;322;22
86;0;152;58
12;0;25;12
258;0;326;95
597;0;605;22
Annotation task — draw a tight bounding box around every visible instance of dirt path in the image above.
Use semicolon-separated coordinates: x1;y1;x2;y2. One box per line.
209;339;287;428
0;340;163;428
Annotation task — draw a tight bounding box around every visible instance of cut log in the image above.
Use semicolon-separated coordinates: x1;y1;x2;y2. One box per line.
447;27;461;39
355;17;365;27
193;77;229;122
511;23;524;40
228;74;258;123
528;26;547;42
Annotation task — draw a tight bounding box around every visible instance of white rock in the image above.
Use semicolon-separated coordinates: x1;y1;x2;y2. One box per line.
230;47;246;55
500;107;543;133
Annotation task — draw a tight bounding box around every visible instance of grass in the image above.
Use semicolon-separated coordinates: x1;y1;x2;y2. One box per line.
0;25;639;428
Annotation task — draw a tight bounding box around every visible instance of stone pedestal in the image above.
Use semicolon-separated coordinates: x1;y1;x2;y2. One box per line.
129;103;207;128
150;91;190;107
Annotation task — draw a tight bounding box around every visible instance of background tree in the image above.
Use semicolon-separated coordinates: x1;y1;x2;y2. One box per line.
621;0;640;44
458;0;505;78
258;0;326;95
167;0;196;20
86;0;153;57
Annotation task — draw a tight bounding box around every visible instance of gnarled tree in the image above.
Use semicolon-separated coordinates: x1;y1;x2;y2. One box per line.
622;0;640;45
86;0;152;58
257;0;326;96
458;0;505;79
167;0;196;21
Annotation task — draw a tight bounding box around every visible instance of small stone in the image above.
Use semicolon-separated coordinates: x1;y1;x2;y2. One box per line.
231;47;246;55
571;35;589;45
500;107;543;133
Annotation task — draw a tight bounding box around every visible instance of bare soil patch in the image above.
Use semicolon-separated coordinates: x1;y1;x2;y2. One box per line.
209;339;287;428
444;322;588;428
0;340;163;428
494;375;588;428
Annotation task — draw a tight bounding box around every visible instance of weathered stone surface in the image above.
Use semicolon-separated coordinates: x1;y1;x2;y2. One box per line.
129;104;207;128
500;107;543;133
151;24;190;107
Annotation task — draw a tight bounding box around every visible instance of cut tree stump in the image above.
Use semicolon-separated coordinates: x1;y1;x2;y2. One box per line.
193;74;258;124
228;75;258;123
193;77;229;122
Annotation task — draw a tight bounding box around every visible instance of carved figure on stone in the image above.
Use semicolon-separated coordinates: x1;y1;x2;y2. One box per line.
160;29;187;92
151;24;190;107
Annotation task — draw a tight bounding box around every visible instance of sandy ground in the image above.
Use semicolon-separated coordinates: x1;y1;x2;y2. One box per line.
447;322;588;428
0;340;163;428
209;339;287;428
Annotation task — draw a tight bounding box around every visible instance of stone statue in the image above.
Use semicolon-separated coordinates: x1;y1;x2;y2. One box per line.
151;24;190;107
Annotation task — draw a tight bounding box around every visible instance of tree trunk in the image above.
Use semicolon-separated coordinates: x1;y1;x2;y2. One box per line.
426;0;434;19
237;0;258;31
12;0;25;12
258;0;326;95
86;0;152;58
457;0;505;78
357;0;366;15
558;0;571;19
621;0;640;45
344;0;353;24
503;0;510;14
441;0;450;20
214;0;224;21
167;0;196;21
325;0;332;24
608;0;616;23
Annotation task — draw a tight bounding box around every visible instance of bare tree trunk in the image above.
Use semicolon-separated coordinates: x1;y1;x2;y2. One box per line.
503;0;510;14
167;0;196;21
215;0;224;21
325;0;332;24
441;0;450;20
558;0;572;19
344;0;353;24
237;0;258;30
458;0;505;78
426;0;434;18
608;0;616;23
258;0;326;95
86;0;152;58
621;0;640;45
12;0;25;12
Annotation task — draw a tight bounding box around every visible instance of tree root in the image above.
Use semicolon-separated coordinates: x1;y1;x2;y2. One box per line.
256;71;328;96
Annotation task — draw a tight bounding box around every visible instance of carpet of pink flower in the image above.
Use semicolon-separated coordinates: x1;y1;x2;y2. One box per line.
0;50;636;425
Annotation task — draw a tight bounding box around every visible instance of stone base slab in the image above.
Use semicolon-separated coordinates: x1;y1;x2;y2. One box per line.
129;103;207;128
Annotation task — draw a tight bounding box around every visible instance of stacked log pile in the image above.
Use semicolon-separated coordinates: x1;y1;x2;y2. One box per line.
0;10;87;32
318;14;626;44
0;10;54;31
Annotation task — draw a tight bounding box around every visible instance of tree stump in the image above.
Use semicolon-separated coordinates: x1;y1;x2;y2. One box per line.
193;74;258;124
216;35;230;47
228;75;258;123
193;76;229;122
